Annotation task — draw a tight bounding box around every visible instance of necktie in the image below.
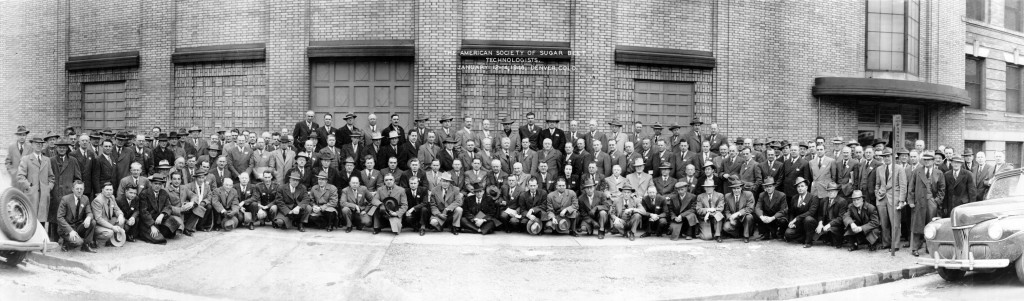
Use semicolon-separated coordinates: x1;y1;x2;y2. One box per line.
36;154;41;162
818;158;822;169
18;144;23;154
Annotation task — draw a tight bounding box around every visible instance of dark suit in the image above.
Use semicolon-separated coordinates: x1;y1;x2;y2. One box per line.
314;125;335;151
274;184;310;229
653;175;677;195
56;194;94;247
908;166;945;250
461;194;500;234
705;133;727;155
536;149;562;176
831;159;860;197
376;144;401;171
70;148;96;197
815;196;849;242
666;191;698;239
577;191;610;233
518;124;542;151
843;203;881;245
137;187;172;244
537;128;567;154
437;148;458;172
858;159;883;205
756;160;784;193
943;169;976;217
92;153;117;194
682;131;704;153
112;146;135;192
49;155;81;230
781;157;812;198
293;121;318;150
755;190;788;237
973;163;995;202
784;193;820;244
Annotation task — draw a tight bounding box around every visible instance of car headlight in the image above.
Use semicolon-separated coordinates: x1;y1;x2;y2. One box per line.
924;223;937;240
988;221;1004;240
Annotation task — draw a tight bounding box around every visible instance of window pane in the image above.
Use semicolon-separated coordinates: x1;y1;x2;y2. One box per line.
868;13;881;31
1008;142;1023;168
968;0;986;21
867;51;881;69
893;0;906;14
892;33;905;51
1008;65;1021;89
868;32;881;50
894;14;905;32
881;14;893;31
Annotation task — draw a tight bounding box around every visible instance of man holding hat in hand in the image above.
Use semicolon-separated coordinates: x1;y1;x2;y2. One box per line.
136;175;171;244
92;180;126;247
375;173;407;234
429;172;463;235
546;178;579;236
695;178;725;241
609;184;645;241
843;190;880;251
461;182;500;235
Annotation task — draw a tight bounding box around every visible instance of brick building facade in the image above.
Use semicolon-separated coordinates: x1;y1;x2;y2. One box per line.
2;0;984;160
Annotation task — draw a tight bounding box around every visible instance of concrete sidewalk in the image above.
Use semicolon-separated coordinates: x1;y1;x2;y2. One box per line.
24;228;932;300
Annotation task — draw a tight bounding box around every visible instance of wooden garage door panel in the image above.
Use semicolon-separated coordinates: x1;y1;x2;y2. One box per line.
313;87;331;107
334;87;350;107
314;64;331;82
354;87;370;107
375;63;390;81
395;86;411;106
354;63;371;81
633;80;694;127
374;87;390;107
396;62;411;81
310;60;413;131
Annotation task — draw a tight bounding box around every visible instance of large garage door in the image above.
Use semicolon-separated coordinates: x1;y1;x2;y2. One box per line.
82;81;127;131
633;80;694;126
311;60;413;129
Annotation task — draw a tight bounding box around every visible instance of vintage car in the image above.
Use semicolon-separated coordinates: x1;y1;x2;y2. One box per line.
917;167;1024;283
0;159;60;267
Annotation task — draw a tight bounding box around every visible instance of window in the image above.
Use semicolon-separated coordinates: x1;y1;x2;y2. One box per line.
866;0;920;74
1008;0;1023;31
82;81;126;131
633;81;695;126
1009;64;1023;114
966;56;985;110
1008;142;1023;168
856;101;925;151
967;0;987;22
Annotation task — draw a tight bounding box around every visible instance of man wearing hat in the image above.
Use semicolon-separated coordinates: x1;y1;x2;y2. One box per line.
112;132;137;191
460;182;499;235
667;123;683;151
874;148;906;253
374;173;407;234
339;130;364;171
961;148;975;172
412;116;433;149
437;137;459;172
48;138;81;241
212;178;243;231
183;126;206;157
605;118;628;154
681;117;704;153
517;112;541;151
377;131;403;172
652;162;677;195
197;141;221;168
17;134;54;231
694;178;725;241
274;171;311;232
136;175;171;244
40;130;60;158
576;178;610;238
722;179;755;243
544;178;578;236
366;132;385;169
626;158;653;196
429;172;463;235
942;155;976;218
784;177;820;248
665;180;698;240
814;182;849;248
92;180;126;247
166;132;187;164
433;115;454;149
333;113;355;147
843;190;881;251
293;110;320;151
56;181;97;252
6;125;31;176
307;170;340;231
609;184;645;240
152;133;175;169
754;178;788;240
908;153;945;256
538;118;566;153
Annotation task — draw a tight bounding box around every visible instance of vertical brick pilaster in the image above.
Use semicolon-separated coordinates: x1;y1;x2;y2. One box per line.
571;0;615;131
137;0;175;133
415;0;461;128
267;0;310;133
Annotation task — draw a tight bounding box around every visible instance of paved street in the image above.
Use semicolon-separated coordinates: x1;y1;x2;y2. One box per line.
1;227;923;300
800;269;1024;300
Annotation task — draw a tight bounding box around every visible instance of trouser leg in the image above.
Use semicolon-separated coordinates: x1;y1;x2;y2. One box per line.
449;208;463;228
801;216;818;244
461;217;479;232
480;220;495;234
184;212;201;231
340;207;355;228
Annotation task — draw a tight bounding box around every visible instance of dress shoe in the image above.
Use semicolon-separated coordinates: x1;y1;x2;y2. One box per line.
868;244;877;251
802;243;812;248
271;223;278;229
685;235;692;240
61;244;69;252
743;238;749;243
639;232;652;238
912;250;920;257
419;228;426;236
670;236;679;241
902;242;910;248
755;235;768;241
373;228;381;235
849;244;859;252
655;233;663;237
451;227;460;235
505;228;512;234
715;236;722;243
80;244;97;253
126;236;136;242
627;232;635;241
570;232;579;237
345;227;353;233
249;223;255;230
298;226;306;233
326;226;333;232
597;231;605;239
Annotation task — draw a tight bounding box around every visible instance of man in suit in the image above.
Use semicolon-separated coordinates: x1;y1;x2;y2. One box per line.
626;158;653;195
516;138;538;175
6;125;30;176
335;113;357;147
843;190;881;251
722;180;755;243
382;113;407;148
271;137;296;186
93;140;118;197
112;133;136;192
373;173;407;235
565;120;586;154
337;176;373;232
293;110;318;151
136;175;172;244
993;152;1013;173
755;178;788;240
56;181;97;252
418;132;440;170
536;138;562;177
781;145;813;199
18;134;54;229
706;123;728;155
666;181;698;240
211;176;243;230
404;175;432;235
181;171;216;234
908;154;945;256
606;119;629;154
589;140;613;177
91;180;125;246
377;131;403;171
412;116;432;149
961;149;975;172
494;118;520;152
735;148;761;192
224;135;252;183
235;173;259;230
248;138;276;182
609;184;645;241
475;119;497;153
652;163;677;195
576;178;610;238
151;134;176;171
460;182;499;235
48;139;81;240
429;172;463;235
502;177;546;233
397;131;419;171
434;116;455;150
695;178;725;241
455;116;477;152
693;141;718;178
275;171;311;232
858;148;882;206
544;179;578;236
307;171;339;231
942;156;976;218
815;183;849;247
673;140;697;178
183;126;207;158
757;149;784;194
785;178;819;248
250;170;280;227
647;140;674;178
339;131;364;171
71;134;96;198
808;145;836;198
538;119;567;153
358;156;382;191
973;151;995;202
518;112;541;151
678;118;703;154
362;114;383;145
532;162;557;192
874;149;907;254
832;147;860;198
638;185;667;238
583;119;605;154
130;135;153;176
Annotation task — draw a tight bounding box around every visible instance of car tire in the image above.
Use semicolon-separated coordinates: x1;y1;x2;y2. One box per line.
1015;258;1024;285
0;188;37;242
938;267;966;282
0;250;28;267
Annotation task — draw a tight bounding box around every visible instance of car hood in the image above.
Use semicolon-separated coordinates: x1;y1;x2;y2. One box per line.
953;197;1024;227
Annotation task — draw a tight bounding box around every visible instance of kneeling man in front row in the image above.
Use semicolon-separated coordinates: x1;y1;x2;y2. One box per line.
844;190;881;251
56;181;97;252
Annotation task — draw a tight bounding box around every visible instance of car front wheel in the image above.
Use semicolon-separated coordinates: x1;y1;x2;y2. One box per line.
938;267;966;282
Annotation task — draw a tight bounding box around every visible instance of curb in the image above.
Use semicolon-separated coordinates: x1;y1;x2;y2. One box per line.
673;265;935;300
26;252;99;274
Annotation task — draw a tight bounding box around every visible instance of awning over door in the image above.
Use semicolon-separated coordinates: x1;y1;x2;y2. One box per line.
812;77;970;106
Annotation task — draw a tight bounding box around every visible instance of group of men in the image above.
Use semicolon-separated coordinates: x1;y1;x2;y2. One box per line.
4;112;1014;255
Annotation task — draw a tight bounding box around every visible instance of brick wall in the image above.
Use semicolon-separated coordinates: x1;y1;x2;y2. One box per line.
66;68;141;130
571;0;616;132
614;0;713;51
414;0;462;130
460;58;570;128
173;61;268;133
176;0;265;47
613;64;714;130
266;0;310;133
462;0;569;41
311;0;414;41
70;0;141;56
0;0;65;149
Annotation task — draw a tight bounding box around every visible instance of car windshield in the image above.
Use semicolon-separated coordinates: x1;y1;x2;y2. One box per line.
987;173;1024;200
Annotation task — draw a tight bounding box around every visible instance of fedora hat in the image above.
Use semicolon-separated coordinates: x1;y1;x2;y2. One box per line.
43;131;60;141
556;219;571;232
761;178;776;186
439;172;453;182
607;118;623;127
350;131;364;138
344;113;357;120
877;148;893;157
794;177;808;187
470;182;485;191
545;118;560;123
921;154;935;160
659;162;672;170
317;152;334;160
633;158;645;167
28;134;45;144
825;182;840;191
582;178;596;188
689;117;703;126
157;160;173;170
619;184;635;192
674;181;690;189
443;137;457;144
701;178;717;187
307;131;319;140
289;171;302;180
383;197;400;212
208;144;220;151
192;171;207;179
668;123;683;130
14;125;29;135
896;148;910;155
343;156;356;164
728;180;743;188
414;115;430;122
296;152;311;160
963;148;975;157
388;131;400;139
500;117;515;125
734;137;745;144
439;115;454;122
651;123;664;130
316;170;329;179
54;139;73;147
101;128;116;136
168;131;180;139
279;136;292;143
753;138;765;145
831;136;843;144
950;155;965;163
850;190;864;199
527;219;543;235
159;216;183;239
371;132;384;140
157;133;169;141
872;139;887;147
846;139;859;147
188;126;202;133
150;173;167;184
110;228;127;247
702;161;716;170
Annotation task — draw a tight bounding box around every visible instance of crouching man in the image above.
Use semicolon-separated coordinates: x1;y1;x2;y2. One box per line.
610;184;644;241
308;170;339;231
56;180;97;252
696;178;725;242
844;190;881;251
429;173;463;235
213;178;243;231
546;179;578;236
666;181;698;240
576;179;610;239
91;182;125;247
